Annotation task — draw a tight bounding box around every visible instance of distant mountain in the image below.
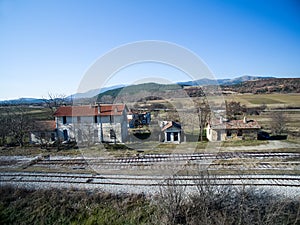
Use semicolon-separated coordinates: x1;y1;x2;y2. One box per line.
222;78;300;94
0;85;126;105
0;98;45;105
224;75;275;85
0;76;294;105
178;75;275;86
178;78;220;86
69;84;126;99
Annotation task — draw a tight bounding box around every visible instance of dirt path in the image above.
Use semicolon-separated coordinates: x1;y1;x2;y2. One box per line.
221;140;300;151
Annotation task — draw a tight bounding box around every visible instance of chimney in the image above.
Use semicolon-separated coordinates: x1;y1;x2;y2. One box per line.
243;116;247;124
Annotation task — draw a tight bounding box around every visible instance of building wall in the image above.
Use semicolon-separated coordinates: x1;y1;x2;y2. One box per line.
30;131;56;144
241;129;259;140
163;127;182;143
207;128;259;141
55;114;128;144
206;126;226;141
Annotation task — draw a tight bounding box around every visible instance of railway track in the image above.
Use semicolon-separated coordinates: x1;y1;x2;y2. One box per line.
28;151;300;171
1;151;299;194
34;151;300;164
1;172;300;187
1;151;299;173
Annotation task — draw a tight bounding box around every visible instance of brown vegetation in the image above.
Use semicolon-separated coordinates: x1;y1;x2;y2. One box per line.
1;175;300;225
222;78;300;94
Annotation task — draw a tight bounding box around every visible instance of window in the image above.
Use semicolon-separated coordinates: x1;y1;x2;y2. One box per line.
63;116;67;124
51;133;55;141
110;129;116;139
226;130;232;137
77;116;81;123
94;115;98;123
237;130;243;136
41;132;46;139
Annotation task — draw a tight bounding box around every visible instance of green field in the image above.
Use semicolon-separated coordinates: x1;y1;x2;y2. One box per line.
223;93;300;108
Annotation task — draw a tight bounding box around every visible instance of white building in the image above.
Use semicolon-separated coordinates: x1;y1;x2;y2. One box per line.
53;104;128;144
30;120;56;145
161;121;182;144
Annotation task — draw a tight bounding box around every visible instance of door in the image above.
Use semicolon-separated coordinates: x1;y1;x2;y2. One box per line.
167;132;171;142
174;132;178;141
63;130;68;141
217;131;221;141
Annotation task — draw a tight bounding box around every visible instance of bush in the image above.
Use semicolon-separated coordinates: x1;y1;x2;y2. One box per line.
153;172;300;225
0;186;152;225
1;180;299;225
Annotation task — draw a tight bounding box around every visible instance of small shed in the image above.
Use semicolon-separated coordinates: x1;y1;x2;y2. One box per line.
30;120;56;144
161;121;182;143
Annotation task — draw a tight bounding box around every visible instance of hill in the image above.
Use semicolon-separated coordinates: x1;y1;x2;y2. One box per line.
95;77;300;102
222;78;300;94
96;82;180;102
1;76;297;105
70;84;126;99
178;75;274;86
0;98;45;105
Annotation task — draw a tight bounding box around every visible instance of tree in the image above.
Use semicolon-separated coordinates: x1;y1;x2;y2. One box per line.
0;106;35;147
194;98;211;141
74;123;95;147
270;111;286;135
43;92;68;118
0;112;9;145
11;107;35;147
226;100;247;120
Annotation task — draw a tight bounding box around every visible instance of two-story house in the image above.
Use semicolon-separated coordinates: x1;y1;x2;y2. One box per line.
53;104;128;144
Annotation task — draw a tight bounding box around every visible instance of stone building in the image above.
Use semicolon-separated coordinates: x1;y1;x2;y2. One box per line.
206;117;261;141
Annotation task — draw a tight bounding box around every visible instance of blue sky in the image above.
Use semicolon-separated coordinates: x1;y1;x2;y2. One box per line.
0;0;299;100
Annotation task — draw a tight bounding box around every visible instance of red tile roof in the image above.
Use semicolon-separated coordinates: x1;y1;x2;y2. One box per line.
209;118;261;130
53;104;127;117
34;120;56;131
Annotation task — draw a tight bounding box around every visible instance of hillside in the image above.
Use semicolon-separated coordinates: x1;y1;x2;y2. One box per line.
178;75;274;86
97;78;299;102
222;78;300;94
1;76;298;105
96;82;181;102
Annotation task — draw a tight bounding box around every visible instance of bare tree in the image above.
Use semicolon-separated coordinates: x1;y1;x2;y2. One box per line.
194;98;211;141
270;111;287;135
0;112;9;145
151;170;300;225
154;177;187;225
0;106;35;147
43;92;68;117
74;124;95;147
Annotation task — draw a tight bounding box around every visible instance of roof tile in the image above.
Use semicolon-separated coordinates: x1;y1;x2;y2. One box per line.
53;104;126;117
